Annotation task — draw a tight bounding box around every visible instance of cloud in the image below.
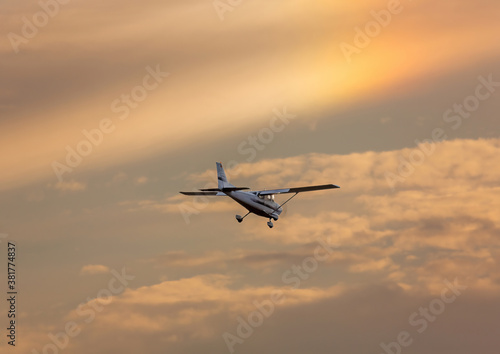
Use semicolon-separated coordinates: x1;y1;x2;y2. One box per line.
49;180;87;192
146;247;325;272
80;264;110;276
13;137;500;353
148;251;228;270
184;138;500;195
119;196;237;215
112;172;128;183
173;138;500;293
135;176;148;185
348;257;397;273
20;273;500;354
58;274;346;352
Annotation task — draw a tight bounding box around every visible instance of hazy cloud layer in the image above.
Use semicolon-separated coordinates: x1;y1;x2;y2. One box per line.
16;138;500;353
3;0;500;353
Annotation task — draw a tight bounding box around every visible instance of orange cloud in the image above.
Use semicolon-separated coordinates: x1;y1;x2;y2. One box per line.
80;264;110;276
49;180;87;192
175;138;500;294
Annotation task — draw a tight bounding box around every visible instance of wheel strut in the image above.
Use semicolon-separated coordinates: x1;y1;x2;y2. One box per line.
236;212;250;223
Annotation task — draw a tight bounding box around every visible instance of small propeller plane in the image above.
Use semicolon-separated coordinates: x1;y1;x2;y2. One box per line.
180;162;340;228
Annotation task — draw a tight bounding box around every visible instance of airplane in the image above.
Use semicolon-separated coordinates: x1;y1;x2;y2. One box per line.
180;162;340;228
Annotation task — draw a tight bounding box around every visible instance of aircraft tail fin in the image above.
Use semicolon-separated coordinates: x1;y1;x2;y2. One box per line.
216;162;235;190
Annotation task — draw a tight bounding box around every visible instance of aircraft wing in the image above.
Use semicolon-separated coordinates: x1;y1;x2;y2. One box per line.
179;191;226;196
255;184;340;195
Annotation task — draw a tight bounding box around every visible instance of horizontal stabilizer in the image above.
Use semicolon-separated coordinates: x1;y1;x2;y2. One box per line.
221;187;249;192
198;187;249;192
179;191;226;196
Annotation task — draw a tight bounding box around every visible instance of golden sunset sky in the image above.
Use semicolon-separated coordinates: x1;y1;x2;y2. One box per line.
1;0;500;353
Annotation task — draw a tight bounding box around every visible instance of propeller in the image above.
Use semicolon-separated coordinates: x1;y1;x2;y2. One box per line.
281;202;289;218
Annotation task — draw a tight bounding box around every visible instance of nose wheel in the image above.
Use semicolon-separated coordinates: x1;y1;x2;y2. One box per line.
267;219;274;228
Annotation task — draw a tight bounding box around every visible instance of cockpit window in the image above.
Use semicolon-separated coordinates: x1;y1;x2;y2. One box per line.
259;194;274;201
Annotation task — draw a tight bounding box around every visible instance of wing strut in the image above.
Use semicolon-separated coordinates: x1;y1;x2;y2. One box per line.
272;192;298;213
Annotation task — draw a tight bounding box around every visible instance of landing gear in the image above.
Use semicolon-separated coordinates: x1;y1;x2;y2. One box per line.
236;212;250;224
267;219;274;228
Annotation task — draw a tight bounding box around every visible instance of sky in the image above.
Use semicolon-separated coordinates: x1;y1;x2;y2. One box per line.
1;0;500;353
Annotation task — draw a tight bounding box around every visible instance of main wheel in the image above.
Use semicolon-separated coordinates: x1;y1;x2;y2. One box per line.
236;215;243;223
267;221;273;228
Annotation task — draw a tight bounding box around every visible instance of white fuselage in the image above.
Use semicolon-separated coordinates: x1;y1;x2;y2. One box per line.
225;191;282;220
